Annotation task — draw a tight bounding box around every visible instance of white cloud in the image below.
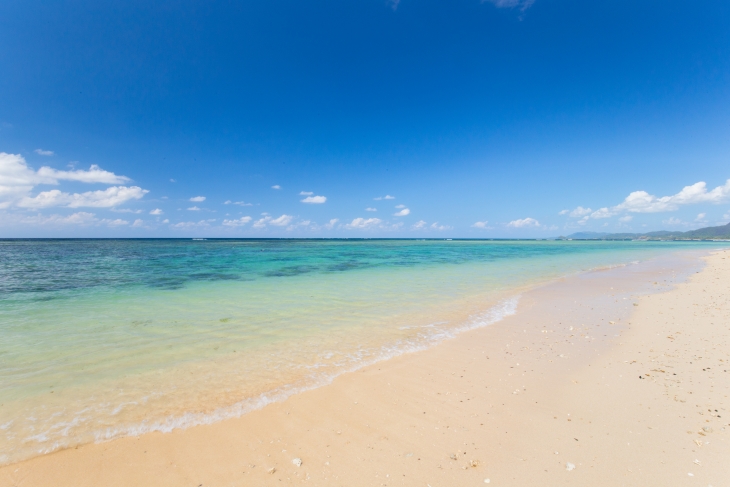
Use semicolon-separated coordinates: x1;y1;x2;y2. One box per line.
287;220;311;231
374;195;395;201
132;219;144;227
170;219;215;229
225;200;253;206
17;211;99;226
563;180;730;223
271;185;281;190
614;180;730;214
190;196;206;202
590;207;614;219
618;215;633;222
111;208;143;214
393;208;410;216
1;153;128;186
558;209;569;215
0;153;139;209
324;218;339;229
365;207;377;212
568;206;592;217
301;195;327;204
507;217;540;228
150;208;163;215
17;186;147;209
431;222;451;231
472;221;489;229
223;216;253;227
412;220;427;229
104;218;129;227
695;213;707;222
253;214;293;228
395;204;406;209
345;217;382;229
299;191;313;196
270;214;293;226
162;219;169;223
34;149;54;156
170;179;176;183
187;206;201;211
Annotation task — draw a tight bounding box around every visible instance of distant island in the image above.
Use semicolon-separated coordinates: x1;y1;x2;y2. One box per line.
557;222;730;241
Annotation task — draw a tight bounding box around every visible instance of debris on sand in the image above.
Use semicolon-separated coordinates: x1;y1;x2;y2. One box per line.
566;462;575;471
292;458;302;467
267;467;276;474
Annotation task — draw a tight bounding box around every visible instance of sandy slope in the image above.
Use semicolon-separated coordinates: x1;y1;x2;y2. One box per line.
2;249;728;487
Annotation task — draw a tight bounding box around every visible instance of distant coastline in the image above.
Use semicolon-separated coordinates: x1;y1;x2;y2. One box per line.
556;221;730;241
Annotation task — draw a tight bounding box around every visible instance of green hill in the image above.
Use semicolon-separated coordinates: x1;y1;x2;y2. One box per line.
560;222;730;240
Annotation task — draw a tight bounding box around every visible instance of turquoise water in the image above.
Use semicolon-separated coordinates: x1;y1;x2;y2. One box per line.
0;239;724;464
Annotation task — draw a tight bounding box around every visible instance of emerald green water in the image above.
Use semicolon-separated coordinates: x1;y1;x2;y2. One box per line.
0;239;724;464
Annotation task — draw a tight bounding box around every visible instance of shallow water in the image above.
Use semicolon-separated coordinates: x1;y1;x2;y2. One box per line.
0;239;725;464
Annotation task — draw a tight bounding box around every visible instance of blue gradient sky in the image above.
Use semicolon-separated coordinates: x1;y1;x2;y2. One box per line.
1;0;729;237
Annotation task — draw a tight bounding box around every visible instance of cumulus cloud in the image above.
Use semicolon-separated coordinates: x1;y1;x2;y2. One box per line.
374;195;395;201
150;208;163;215
395;204;406;209
507;217;540;228
393;208;410;216
34;149;54;156
111;208;142;214
270;214;293;226
412;220;427;229
618;215;633;222
695;213;707;222
224;200;253;206
16;186;148;209
187;206;201;211
345;217;382;229
132;219;144;227
223;216;252;227
472;221;489;229
365;207;377;212
560;180;730;224
567;206;592;217
299;191;313;196
324;218;339;229
301;195;326;204
614;181;730;213
253;214;293;228
271;185;281;190
430;222;451;231
0;152;141;210
190;196;206;202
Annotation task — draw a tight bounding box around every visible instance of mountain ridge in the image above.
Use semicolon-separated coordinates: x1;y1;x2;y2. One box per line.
559;222;730;240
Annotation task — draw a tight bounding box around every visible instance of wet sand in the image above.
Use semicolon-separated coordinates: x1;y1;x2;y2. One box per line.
2;249;728;486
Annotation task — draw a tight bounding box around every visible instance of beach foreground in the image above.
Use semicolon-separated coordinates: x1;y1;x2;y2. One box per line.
2;249;728;486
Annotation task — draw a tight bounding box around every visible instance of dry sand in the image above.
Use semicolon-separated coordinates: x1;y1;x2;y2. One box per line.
2;249;728;486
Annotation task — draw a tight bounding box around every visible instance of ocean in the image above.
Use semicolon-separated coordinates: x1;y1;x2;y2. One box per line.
0;238;723;464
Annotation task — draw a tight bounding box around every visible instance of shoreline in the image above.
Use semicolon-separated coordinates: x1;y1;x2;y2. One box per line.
2;248;728;486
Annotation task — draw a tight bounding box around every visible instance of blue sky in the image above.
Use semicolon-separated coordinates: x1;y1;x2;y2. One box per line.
1;0;729;237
